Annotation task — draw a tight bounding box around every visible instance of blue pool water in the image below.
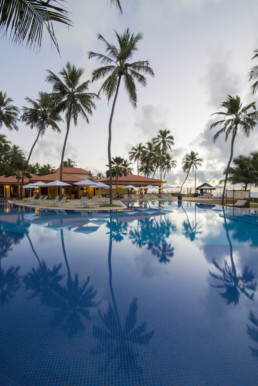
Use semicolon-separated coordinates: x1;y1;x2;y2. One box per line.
0;201;257;385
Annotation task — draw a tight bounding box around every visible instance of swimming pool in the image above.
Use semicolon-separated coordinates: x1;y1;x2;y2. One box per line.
0;201;257;384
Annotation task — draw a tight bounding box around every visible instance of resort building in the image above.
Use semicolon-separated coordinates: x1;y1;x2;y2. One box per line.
0;169;165;199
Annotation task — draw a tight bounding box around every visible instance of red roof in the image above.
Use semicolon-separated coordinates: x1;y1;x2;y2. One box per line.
0;173;39;184
32;172;84;182
53;167;91;175
96;173;164;184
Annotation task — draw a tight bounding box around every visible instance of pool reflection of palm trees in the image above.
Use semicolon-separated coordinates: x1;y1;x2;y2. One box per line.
24;222;99;338
50;229;100;338
181;203;202;242
209;207;257;305
0;227;26;305
91;214;154;378
247;311;258;358
129;216;176;264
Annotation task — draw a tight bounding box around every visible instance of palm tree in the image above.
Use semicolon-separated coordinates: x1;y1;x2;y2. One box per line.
89;28;154;203
20;92;62;192
129;142;144;174
153;129;175;179
139;141;158;177
180;151;202;194
46;62;98;185
0;91;19;131
0;0;71;52
106;156;133;197
162;153;177;179
249;49;258;94
227;153;258;190
210;95;258;205
63;158;76;167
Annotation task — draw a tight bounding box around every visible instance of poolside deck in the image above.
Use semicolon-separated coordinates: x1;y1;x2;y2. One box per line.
10;196;223;211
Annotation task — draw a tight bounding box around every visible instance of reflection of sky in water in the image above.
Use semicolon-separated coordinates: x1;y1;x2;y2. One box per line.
0;201;257;384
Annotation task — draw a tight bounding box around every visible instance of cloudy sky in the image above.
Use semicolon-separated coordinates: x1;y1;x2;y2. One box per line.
1;0;258;187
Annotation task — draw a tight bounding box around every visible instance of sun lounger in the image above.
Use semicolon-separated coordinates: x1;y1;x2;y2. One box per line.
23;194;37;202
37;196;48;205
50;196;67;207
226;200;249;208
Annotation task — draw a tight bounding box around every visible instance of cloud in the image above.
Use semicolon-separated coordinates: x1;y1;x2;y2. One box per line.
201;59;241;107
134;104;170;141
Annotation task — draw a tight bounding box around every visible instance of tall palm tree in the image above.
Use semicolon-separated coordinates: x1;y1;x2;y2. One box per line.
0;91;19;131
46;62;98;185
89;28;154;203
129;142;144;174
0;0;71;52
20;92;62;192
249;49;258;94
180;151;202;194
106;156;133;196
153;129;175;179
210;95;258;204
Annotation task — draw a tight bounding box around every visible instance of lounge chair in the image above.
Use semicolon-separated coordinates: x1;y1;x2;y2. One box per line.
50;196;67;207
23;194;37;202
77;196;88;208
226;200;249;208
48;196;60;206
37;196;48;205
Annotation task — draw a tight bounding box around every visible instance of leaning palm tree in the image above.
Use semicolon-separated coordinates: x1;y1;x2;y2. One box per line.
46;62;98;184
0;0;71;52
210;95;258;205
153;129;175;179
180;151;202;194
20;92;62;191
0;91;19;131
89;28;154;203
129;142;144;174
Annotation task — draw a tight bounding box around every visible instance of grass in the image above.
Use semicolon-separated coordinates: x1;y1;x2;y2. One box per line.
250;202;258;208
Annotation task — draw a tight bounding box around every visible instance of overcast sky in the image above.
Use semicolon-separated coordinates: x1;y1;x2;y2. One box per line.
1;0;258;187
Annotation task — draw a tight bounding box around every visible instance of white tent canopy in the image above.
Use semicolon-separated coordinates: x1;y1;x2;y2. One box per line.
122;185;137;189
160;184;173;190
95;182;110;188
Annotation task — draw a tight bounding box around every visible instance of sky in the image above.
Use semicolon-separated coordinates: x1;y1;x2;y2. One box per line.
1;0;258;188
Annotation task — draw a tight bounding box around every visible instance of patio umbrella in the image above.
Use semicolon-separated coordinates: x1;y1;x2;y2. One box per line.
122;185;137;189
95;182;110;188
160;184;173;190
74;179;99;187
145;185;158;190
46;180;71;187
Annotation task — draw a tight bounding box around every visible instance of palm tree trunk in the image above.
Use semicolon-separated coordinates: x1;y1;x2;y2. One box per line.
222;127;237;205
180;170;190;194
20;130;41;198
59;110;71;196
108;76;122;204
194;167;196;192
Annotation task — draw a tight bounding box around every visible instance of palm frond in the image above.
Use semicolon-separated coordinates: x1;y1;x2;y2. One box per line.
91;66;116;83
124;73;137;107
0;0;71;52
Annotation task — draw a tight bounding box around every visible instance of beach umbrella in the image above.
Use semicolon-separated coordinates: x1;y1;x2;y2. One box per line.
122;185;137;189
145;185;158;190
46;180;71;187
161;184;173;190
95;182;110;188
74;179;99;187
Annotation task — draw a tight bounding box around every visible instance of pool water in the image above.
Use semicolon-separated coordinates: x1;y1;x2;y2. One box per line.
0;201;257;385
